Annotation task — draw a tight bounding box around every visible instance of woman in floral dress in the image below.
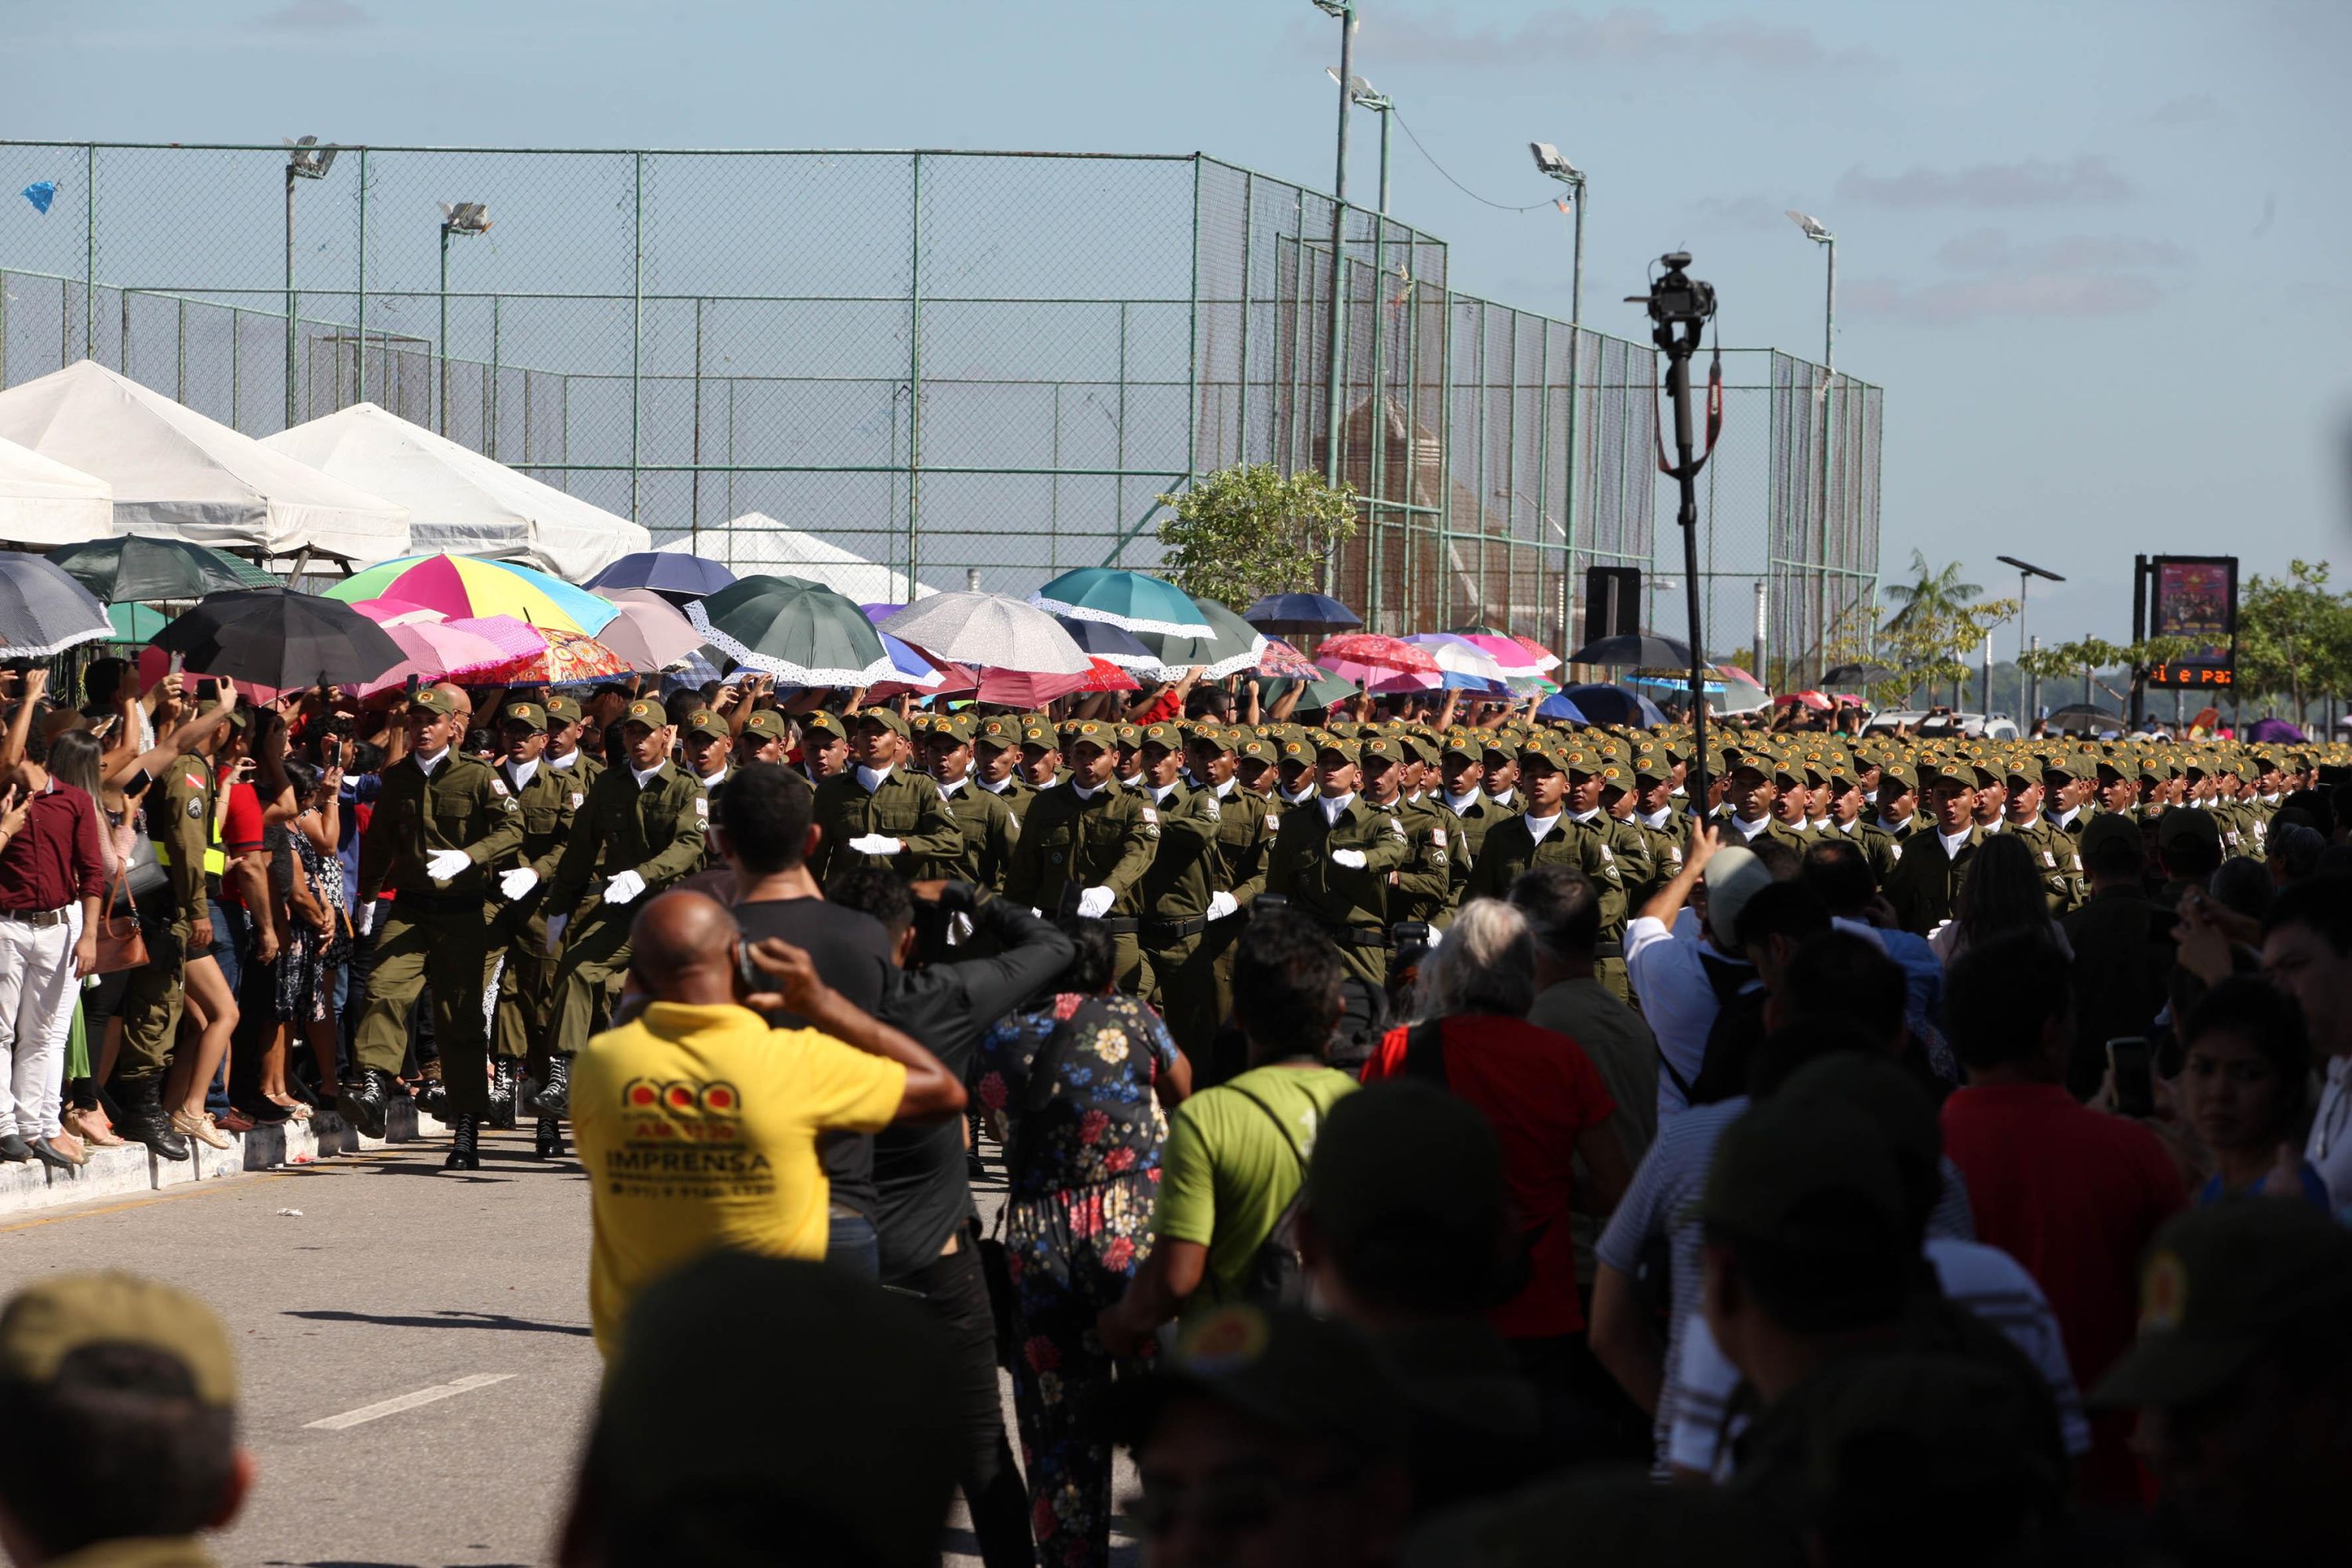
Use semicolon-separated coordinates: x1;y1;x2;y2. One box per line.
974;922;1189;1568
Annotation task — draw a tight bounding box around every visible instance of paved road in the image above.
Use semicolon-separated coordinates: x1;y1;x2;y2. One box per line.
4;1123;1135;1566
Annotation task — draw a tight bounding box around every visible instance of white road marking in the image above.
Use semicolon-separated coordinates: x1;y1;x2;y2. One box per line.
306;1373;517;1431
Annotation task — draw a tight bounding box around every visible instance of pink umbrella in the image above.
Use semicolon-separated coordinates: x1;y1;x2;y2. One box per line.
1460;632;1559;673
592;588;706;671
348;597;448;626
976;667;1091;706
442;615;550;666
1318;633;1440;673
354;619;521;698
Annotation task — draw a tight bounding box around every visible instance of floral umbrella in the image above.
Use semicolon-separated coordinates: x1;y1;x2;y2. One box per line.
354;619;524;698
1078;656;1140;693
1317;633;1439;674
483;627;631;686
1254;637;1323;679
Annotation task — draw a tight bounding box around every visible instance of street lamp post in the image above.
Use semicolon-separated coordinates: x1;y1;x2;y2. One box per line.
1786;209;1835;370
1313;0;1354;523
282;136;338;428
437;202;491;437
1530;144;1584;328
1330;69;1394;213
1330;67;1395;628
1532;143;1585;661
1997;554;2065;723
1788;209;1837;684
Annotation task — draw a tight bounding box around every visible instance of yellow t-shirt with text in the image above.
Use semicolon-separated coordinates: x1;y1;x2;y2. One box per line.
574;1000;906;1357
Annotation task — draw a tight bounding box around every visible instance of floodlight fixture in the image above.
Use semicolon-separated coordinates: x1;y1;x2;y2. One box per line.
1310;0;1352;16
285;135;338;180
1786;208;1833;243
439;201;492;235
1327;66;1389;109
1530;142;1583;183
1996;554;2066;584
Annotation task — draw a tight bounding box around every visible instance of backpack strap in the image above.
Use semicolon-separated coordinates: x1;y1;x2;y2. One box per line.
1227;1082;1307;1176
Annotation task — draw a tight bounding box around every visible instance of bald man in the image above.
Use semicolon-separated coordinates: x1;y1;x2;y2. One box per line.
570;892;966;1354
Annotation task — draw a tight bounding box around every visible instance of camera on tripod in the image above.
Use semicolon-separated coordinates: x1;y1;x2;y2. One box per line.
1632;252;1716;328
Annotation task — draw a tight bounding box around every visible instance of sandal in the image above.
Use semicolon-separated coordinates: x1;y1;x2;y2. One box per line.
170;1109;234;1151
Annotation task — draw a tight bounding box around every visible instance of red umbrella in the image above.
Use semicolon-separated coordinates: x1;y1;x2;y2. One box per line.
976;666;1092;706
1078;656;1139;693
1255;637;1323;679
1773;689;1833;711
1318;633;1439;673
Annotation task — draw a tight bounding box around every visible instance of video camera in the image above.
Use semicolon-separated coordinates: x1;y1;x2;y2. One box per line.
1631;252;1717;330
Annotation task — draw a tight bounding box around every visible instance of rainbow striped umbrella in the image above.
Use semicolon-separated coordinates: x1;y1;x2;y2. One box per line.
325;553;619;637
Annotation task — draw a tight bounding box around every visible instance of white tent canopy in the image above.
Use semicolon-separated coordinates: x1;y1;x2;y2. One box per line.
0;434;111;547
0;361;408;561
265;402;650;581
702;514;938;604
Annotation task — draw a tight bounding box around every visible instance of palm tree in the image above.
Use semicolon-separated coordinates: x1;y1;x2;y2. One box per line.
1881;550;1985;706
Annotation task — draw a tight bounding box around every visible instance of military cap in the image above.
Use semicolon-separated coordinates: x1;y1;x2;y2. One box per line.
1316;735;1363;765
1185;723;1232;753
1479;731;1517;760
2092;1201;2352;1410
1138;721;1185;753
851;708;909;739
1877;759;1921;793
742;709;789;743
1359;735;1406;768
619;698;667;729
1951;757;2001;789
1630;740;1672;782
1018;718;1057;750
1112;721;1142;750
1279;735;1316;764
684;709;732;743
408;685;461;719
1556;743;1603;775
1064;719;1113;753
974;715;1021;749
0;1272;237;1408
1441;730;1483;760
499;701;549;731
927;710;975;744
1726;750;1775;780
1393;732;1434;768
1237;735;1277;764
543;694;583;725
800;709;846;742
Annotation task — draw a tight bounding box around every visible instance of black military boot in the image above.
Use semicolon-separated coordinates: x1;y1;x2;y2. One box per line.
415;1058;448;1117
489;1058;518;1131
536;1054;571;1120
122;1081;191;1160
336;1068;396;1140
534;1114;567;1160
444;1112;481;1171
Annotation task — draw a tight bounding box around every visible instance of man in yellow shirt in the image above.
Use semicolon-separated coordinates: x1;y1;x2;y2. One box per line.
572;891;966;1358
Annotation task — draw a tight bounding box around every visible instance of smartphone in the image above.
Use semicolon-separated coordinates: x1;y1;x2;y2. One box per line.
405;673;420;699
2108;1037;2155;1119
168;650;186;675
735;940;761;996
196;677;220;705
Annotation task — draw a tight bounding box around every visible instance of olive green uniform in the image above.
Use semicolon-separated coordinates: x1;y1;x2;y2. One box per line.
916;777;1022;890
1386;793;1456;928
1882;824;1984;936
1263;791;1410;994
1463;811;1629;994
118;756;220;1086
1001;775;1160;993
351;750;525;1116
490;756;579;1071
1134;777;1227;1060
544;760;709;1061
807;765;962;885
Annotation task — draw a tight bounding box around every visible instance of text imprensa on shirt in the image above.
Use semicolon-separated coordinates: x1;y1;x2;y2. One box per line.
574;1000;906;1358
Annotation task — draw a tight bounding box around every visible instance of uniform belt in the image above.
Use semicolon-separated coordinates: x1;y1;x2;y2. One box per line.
1316;920;1389;949
1592;939;1624;960
394;891;480;910
1094;917;1141;935
1142;916;1207;944
0;905;72;928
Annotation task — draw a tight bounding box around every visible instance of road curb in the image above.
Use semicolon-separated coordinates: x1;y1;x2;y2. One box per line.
3;1099;450;1216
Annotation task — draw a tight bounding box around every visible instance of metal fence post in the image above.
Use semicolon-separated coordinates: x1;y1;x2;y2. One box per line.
355;147;367;405
1367;216;1387;632
630;151;644;521
1115;299;1129;566
1185;155;1200;494
906;151;924;593
1236;171;1253;464
82;144;94;360
690;296;704;549
1437;287;1454;629
488;293;501;457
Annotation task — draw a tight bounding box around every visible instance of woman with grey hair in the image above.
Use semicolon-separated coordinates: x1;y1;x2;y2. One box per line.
1360;896;1633;1406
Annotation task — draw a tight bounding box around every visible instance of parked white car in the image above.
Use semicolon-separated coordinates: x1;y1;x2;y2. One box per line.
1860;710;2021;741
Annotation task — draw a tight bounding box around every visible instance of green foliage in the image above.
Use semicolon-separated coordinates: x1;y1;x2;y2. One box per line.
1155;463;1359;612
2235;560;2352;719
1874;551;2018;706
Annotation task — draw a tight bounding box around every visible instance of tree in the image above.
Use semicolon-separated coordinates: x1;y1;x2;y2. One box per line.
1882;550;1984;635
2235;561;2352;728
1155;463;1358;612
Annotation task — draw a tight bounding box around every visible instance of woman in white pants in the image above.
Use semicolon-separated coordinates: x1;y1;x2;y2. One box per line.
0;710;104;1168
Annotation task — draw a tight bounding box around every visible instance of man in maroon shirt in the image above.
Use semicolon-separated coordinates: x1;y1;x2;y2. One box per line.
1940;930;2185;1508
0;713;104;1167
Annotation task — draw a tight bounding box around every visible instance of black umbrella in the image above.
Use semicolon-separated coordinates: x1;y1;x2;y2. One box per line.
1567;633;1693;668
1050;613;1160;672
0;553;112;659
153;587;405;690
1821;661;1899;687
1243;591;1362;636
49;535;278;603
2045;702;2123;737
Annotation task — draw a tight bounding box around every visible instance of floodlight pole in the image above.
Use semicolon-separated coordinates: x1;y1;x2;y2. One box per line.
438;220;453;436
285;160;298;427
1822;234;1836;373
1319;0;1356;573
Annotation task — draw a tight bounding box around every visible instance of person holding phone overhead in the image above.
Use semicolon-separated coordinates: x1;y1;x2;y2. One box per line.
346;685;523;1169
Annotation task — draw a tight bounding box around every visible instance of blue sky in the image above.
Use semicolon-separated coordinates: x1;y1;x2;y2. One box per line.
10;0;2350;641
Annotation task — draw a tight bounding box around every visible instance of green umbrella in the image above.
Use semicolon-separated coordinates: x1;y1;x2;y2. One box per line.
49;535;278;602
107;601;169;644
684;575;898;687
1132;598;1267;681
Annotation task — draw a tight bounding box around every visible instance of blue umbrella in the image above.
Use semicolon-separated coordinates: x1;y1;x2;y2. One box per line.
1242;591;1361;636
1561;684;1668;726
1051;612;1160;672
1536;694;1591;724
1626;671;1726;695
587;550;738;604
1033;567;1212;637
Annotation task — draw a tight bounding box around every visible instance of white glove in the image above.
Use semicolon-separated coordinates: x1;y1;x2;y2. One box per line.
1423;925;1443;950
426;848;472;884
1206;891;1240;922
1076;886;1115;920
848;834;904;856
544;912;568;953
499;867;539;901
603;869;647;906
356;900;375;938
1331;849;1368;870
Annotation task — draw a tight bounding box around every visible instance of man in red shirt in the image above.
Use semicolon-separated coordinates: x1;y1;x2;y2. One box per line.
0;713;104;1167
1940;930;2185;1506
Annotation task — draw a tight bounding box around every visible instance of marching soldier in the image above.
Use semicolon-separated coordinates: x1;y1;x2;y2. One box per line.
1628;743;1690;904
1434;732;1508;907
807;710;961;885
736;707;790;768
798;710;850;785
1362;735;1451;929
1466;741;1629;997
543;694;604;796
1263;736;1410;1067
484;701;577;1129
1998;754;2083;915
913;712;1020;889
1134;721;1229;1062
346;687;524;1170
970;714;1033;815
1001;719;1160;993
1187;724;1276;1080
1882;763;1987;935
538;699;708;1159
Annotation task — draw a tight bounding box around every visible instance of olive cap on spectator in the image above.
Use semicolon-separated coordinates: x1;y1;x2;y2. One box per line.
1109;1304;1407;1457
0;1272;236;1408
2092;1201;2352;1410
2078;812;2142;861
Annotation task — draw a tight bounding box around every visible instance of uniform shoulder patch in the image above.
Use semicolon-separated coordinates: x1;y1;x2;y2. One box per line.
1266;814;1282;832
692;797;708;820
1431;827;1447;847
489;778;510;797
187;795;204;818
570;792;585;809
1889;843;1904;862
1141;807;1159;824
2042;850;2056;867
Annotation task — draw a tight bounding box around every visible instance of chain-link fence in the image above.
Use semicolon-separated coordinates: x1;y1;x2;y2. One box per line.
0;141;1878;667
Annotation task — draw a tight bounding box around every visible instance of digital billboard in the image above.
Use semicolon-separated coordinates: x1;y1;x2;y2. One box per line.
2142;555;2237;689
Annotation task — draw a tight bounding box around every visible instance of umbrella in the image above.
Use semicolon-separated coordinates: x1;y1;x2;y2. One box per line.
1627;671;1726;695
107;601;169;644
354;619;527;698
2045;702;2122;736
1401;633;1511;683
975;667;1093;707
0;553;117;659
1567;633;1693;668
152;586;405;689
1318;633;1440;674
347;596;448;626
1132;598;1266;681
327;553;619;637
444;615;553;666
483;627;633;687
592;588;708;672
1033;567;1212;637
1774;689;1833;711
881;592;1090;676
2245;717;2307;744
1560;684;1668;727
864;632;967;699
1287;672;1363;713
1822;661;1899;687
49;535;278;601
1051;613;1162;672
685;575;897;687
1242;591;1361;636
1078;657;1141;693
586;549;738;604
1536;694;1592;724
1255;637;1323;679
1458;632;1559;673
